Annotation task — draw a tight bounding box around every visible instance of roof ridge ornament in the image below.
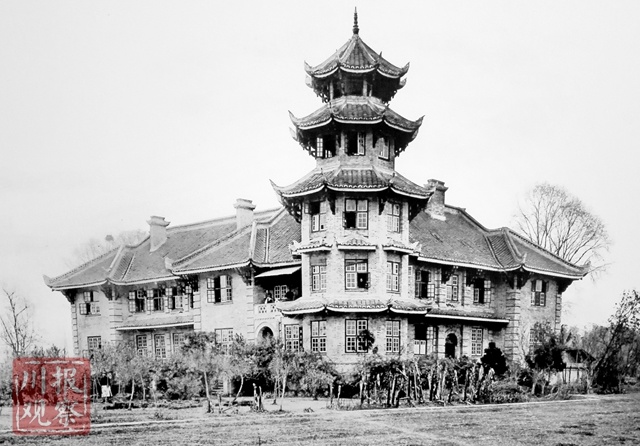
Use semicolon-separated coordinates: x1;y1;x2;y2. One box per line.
353;7;359;35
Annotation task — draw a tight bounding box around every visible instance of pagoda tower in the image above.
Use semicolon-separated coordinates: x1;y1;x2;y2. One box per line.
272;11;432;367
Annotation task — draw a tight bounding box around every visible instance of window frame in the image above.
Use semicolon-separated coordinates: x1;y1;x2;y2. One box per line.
215;328;234;353
307;200;326;232
154;334;167;360
136;334;148;357
345;259;369;290
386;320;401;353
284;324;303;352
87;336;102;351
414;324;437;355
471;327;483;356
311;320;327;353
344;198;368;230
172;332;186;352
473;278;492;305
207;275;233;303
311;264;327;292
447;275;459;302
79;291;100;315
531;279;547;306
386;261;400;292
345;319;368;353
387;202;401;232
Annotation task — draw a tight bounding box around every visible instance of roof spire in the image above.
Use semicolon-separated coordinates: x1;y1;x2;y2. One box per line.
353;7;359;34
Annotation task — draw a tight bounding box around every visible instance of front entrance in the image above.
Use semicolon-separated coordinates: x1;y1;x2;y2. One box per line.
258;326;274;344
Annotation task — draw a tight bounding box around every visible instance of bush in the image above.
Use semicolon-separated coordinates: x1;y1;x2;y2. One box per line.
479;381;529;404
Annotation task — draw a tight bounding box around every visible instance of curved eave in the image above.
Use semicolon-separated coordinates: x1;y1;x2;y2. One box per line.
390;308;428;315
383;246;416;255
304;62;409;80
47;279;107;291
326;305;387;313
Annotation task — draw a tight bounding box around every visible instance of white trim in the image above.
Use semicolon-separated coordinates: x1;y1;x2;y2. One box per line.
255;266;301;278
282;185;326;198
327;186;387;193
51;280;107;291
297;118;333;130
521;267;584;280
110;276;177;286
336;245;376;251
389;187;430;199
281;307;324;315
172;261;250;275
425;314;509;324
416;257;504;272
389;308;428;314
116;321;195;331
326;306;386;313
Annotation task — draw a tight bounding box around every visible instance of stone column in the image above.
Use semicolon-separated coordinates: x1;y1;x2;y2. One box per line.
108;295;123;345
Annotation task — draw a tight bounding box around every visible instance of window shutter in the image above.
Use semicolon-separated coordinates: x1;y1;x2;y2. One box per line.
299;326;304;352
473;288;479;303
227;275;233;300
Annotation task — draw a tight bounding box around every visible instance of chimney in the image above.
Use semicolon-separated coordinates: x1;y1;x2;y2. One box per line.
234;198;256;230
426;179;447;219
147;216;170;252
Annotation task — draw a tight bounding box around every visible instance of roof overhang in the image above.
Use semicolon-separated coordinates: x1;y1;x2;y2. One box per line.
255;266;301;278
116;321;195;331
425;313;509;324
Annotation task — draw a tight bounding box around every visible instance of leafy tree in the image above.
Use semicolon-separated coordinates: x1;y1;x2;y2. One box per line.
0;288;38;357
180;332;225;412
515;183;610;276
295;351;336;399
525;323;570;395
589;290;640;392
480;342;508;376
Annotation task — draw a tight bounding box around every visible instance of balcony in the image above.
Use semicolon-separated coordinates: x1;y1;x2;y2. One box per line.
254;303;280;322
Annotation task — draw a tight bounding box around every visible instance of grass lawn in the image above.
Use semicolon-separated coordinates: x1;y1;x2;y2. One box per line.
1;393;639;445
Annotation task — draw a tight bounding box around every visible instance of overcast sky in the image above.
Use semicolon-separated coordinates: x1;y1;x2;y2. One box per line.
1;1;639;351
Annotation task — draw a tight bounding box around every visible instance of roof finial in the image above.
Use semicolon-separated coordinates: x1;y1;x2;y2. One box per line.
353;7;359;34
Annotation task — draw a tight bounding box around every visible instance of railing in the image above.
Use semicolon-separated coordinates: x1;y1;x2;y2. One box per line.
255;303;279;317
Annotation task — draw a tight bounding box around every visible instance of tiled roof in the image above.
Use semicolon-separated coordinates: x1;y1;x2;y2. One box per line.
43;249;117;289
304;34;409;79
426;308;508;323
272;166;430;199
45;208;298;290
290;96;422;133
46;198;585;291
410;206;586;278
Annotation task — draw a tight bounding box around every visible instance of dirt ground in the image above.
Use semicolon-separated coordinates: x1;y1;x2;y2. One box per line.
1;393;639;445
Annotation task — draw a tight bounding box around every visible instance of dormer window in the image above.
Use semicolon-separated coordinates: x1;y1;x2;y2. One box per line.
344;199;368;229
346;132;365;156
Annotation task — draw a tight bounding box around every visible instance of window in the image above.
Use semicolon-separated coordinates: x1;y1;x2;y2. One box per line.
416;269;438;299
78;291;100;315
136;335;148;357
273;285;288;301
166;287;182;310
87;336;101;351
387;202;401;232
346;132;365;155
471;328;483;355
284;325;303;351
344;199;368;229
128;290;146;313
473;279;492;304
414;325;437;355
530;328;543;352
147;289;164;312
379;136;390;160
386;261;400;292
207;275;232;303
311;265;327;292
173;333;186;352
345;319;368;353
154;334;167;359
215;328;233;353
531;279;547;306
386;320;400;353
311;135;335;159
345;259;369;290
311;320;327;353
447;275;459;302
307;201;326;232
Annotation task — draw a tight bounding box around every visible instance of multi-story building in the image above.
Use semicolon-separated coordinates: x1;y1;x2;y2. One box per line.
45;13;586;369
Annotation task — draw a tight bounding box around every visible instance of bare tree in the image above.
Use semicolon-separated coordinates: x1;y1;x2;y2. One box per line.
66;229;147;268
515;183;610;276
0;288;38;357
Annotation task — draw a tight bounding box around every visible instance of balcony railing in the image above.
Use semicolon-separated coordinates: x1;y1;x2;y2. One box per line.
255;303;279;317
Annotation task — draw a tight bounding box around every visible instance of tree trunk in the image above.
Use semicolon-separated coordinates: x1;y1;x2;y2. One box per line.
337;384;342;408
128;377;135;410
233;375;244;404
203;371;212;413
390;375;397;407
359;380;364;407
281;375;287;400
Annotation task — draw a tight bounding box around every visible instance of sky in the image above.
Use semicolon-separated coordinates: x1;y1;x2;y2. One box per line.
1;1;639;351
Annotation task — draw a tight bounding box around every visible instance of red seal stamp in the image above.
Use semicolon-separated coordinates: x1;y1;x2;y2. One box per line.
12;357;91;435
